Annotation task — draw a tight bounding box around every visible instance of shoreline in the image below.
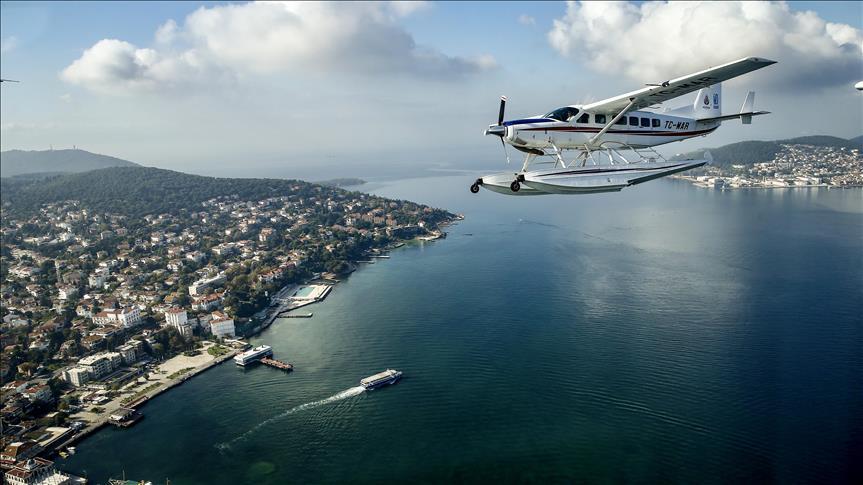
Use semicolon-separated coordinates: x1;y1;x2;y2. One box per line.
53;343;239;454
56;227;459;467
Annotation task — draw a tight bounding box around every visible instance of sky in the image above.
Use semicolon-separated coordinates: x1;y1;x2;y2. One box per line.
1;1;861;179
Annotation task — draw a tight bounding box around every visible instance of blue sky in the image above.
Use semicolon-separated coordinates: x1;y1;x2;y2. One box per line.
1;1;861;178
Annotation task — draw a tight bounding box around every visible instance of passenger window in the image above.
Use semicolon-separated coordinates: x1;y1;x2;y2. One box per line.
615;117;627;125
652;119;660;128
577;113;590;124
595;114;607;124
629;116;638;126
640;118;650;127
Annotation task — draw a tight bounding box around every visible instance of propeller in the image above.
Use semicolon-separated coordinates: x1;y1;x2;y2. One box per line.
483;95;510;164
484;95;507;137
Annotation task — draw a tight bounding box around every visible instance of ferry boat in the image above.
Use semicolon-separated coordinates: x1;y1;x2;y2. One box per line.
234;345;273;366
360;369;402;390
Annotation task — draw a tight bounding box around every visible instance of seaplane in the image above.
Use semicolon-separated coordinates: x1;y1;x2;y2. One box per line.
471;57;777;195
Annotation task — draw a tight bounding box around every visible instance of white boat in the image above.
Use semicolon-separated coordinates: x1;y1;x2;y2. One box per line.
234;345;273;366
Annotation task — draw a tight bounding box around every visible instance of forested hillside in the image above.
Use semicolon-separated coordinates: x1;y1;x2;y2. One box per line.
0;166;326;217
0;149;140;177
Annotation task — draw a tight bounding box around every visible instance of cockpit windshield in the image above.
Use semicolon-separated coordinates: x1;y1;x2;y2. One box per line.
544;107;580;122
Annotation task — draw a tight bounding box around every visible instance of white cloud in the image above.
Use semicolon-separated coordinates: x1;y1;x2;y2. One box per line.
518;14;536;26
548;1;863;89
1;36;17;53
59;93;72;103
61;1;495;93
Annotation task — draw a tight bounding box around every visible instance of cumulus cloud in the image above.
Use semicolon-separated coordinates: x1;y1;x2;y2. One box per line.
61;1;495;93
548;1;863;89
518;14;536;26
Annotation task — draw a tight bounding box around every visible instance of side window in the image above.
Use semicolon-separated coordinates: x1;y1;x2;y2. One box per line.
595;114;607;124
652;119;660;128
615;117;627;125
640;118;650;127
577;113;590;124
629;116;638;126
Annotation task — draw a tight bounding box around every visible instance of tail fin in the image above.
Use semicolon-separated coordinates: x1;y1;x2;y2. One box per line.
693;83;721;119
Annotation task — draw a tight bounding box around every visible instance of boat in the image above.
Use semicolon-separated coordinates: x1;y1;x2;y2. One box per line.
234;345;273;366
360;369;402;390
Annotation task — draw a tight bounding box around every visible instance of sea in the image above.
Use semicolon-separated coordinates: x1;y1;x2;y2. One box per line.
65;175;862;484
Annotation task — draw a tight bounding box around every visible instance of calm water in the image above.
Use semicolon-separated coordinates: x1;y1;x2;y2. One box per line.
66;177;862;484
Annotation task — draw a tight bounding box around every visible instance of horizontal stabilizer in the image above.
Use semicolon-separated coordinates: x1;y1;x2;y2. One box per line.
697;111;769;123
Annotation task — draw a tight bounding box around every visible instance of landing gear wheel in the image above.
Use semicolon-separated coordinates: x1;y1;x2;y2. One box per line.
470;183;480;194
510;180;521;192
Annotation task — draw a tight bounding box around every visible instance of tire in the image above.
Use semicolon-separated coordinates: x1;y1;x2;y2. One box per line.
470;183;480;194
510;181;521;192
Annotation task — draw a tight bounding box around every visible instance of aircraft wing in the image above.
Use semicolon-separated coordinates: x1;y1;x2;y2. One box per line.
581;57;776;115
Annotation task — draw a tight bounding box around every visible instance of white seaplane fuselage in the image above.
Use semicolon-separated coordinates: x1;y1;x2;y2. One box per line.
500;110;719;150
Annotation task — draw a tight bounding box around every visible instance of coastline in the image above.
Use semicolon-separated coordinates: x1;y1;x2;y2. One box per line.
55;226;460;468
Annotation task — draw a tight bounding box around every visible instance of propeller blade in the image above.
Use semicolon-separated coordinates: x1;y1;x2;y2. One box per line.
497;95;507;126
500;137;510;165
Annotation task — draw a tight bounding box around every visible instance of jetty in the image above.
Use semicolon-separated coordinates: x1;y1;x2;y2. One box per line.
280;313;313;318
260;357;294;372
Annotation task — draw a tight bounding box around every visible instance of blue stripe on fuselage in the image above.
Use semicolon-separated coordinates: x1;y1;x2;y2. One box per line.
502;118;555;126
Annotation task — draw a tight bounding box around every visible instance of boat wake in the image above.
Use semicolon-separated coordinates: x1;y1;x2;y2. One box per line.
216;386;365;452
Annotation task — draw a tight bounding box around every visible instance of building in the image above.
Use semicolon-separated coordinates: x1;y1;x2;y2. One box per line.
22;385;53;404
57;286;78;301
0;441;42;468
92;307;141;328
76;352;121;380
189;273;226;296
164;307;188;329
209;311;236;339
62;367;90;387
4;457;78;485
192;292;223;312
88;271;108;288
116;342;139;365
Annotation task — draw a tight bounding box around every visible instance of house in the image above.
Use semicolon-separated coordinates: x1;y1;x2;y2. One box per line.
209;311;236;339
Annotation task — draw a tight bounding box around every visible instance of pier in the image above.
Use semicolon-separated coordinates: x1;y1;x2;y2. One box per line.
260;357;294;371
280;313;313;318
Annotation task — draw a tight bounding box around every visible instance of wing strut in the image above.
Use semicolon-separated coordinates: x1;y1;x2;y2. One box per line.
588;98;637;146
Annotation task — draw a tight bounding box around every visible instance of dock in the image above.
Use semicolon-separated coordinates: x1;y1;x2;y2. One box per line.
280;313;313;318
260;357;293;372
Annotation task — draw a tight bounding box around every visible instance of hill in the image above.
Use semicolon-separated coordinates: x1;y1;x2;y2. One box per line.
0;166;319;217
672;135;862;167
0;149;140;177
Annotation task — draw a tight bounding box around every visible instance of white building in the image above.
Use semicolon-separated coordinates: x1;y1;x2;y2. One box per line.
63;367;91;387
4;457;77;485
77;352;121;380
92;307;141;328
209;311;236;339
88;271;108;288
116;343;139;365
189;273;226;296
164;307;188;328
57;286;78;301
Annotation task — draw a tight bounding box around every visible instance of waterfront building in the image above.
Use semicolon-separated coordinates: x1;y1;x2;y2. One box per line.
77;352;122;380
0;441;43;468
209;311;236;339
4;457;81;485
